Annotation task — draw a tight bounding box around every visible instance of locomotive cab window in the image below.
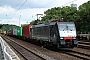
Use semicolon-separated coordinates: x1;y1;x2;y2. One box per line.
58;24;75;31
67;24;75;31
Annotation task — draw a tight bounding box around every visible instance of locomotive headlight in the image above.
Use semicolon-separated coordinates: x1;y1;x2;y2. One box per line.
60;37;63;39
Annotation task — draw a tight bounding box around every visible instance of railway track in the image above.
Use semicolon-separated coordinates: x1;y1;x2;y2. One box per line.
1;35;55;60
60;49;90;60
1;34;90;60
78;40;90;50
78;44;90;50
78;41;89;45
59;38;90;60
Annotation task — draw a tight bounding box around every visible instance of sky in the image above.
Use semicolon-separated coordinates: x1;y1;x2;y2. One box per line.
0;0;89;26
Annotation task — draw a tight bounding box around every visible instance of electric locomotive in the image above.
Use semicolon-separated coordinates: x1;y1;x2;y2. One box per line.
30;19;78;49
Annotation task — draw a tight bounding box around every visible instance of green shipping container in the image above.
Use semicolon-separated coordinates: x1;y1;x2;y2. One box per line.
17;27;22;36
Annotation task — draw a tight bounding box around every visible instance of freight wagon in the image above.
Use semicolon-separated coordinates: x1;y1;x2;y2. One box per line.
20;25;32;41
1;31;6;35
7;27;22;37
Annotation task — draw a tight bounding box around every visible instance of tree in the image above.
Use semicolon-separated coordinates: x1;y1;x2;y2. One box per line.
42;7;63;21
60;6;78;22
41;6;78;22
0;24;19;31
30;20;39;25
78;1;90;33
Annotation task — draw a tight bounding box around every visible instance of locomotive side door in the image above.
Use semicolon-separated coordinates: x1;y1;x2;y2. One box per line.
50;25;57;44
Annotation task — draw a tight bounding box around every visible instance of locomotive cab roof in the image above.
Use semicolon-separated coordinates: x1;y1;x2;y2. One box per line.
31;19;74;28
32;21;75;28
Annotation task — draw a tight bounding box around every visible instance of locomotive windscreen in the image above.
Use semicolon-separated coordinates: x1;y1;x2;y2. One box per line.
57;22;76;37
58;24;76;31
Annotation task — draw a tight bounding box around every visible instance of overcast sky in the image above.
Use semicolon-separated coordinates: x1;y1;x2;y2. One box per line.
0;0;89;26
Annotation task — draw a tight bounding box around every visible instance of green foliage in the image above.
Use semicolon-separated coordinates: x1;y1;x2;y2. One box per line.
78;1;90;32
30;20;39;25
41;6;78;22
0;24;19;31
0;24;3;28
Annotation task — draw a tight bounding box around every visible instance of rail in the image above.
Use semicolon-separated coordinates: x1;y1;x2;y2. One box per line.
1;35;55;60
78;34;90;49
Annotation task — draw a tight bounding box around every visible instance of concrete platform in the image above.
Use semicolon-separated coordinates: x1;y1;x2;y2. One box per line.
0;45;4;60
0;36;20;60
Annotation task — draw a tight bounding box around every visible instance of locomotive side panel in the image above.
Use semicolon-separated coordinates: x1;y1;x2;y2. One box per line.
31;25;50;41
49;24;58;44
